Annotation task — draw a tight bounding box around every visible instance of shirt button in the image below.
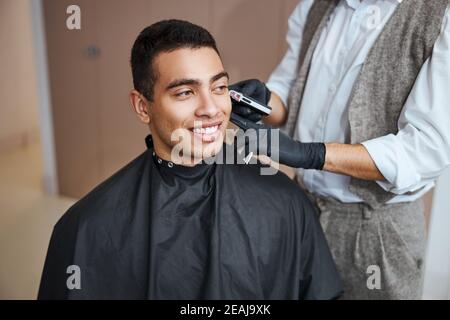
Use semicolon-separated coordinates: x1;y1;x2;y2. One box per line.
157;158;162;164
168;162;173;168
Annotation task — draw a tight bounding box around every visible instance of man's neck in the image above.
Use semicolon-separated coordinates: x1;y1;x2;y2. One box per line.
153;144;203;167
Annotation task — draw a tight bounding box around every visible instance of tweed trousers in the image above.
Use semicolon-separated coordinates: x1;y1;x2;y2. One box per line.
305;188;426;300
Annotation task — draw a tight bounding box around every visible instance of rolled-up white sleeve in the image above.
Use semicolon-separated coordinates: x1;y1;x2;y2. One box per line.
362;6;450;195
266;0;314;108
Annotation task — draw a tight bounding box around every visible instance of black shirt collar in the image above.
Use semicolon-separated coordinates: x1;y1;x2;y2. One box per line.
145;134;216;180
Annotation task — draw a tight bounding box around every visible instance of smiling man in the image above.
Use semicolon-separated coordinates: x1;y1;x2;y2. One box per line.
131;43;230;164
38;20;342;300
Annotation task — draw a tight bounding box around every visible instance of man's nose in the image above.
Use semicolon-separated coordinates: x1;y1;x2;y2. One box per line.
195;91;220;118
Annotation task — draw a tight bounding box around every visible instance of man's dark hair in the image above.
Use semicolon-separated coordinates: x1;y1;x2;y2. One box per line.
130;19;220;101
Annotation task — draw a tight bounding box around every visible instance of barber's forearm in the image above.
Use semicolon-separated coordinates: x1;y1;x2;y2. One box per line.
323;143;385;181
264;92;287;127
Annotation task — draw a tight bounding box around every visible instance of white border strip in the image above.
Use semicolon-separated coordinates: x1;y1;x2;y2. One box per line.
30;0;58;195
423;168;450;299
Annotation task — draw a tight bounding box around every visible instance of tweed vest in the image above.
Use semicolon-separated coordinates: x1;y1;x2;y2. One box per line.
284;0;449;208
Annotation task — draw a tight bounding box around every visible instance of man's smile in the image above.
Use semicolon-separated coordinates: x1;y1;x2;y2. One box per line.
188;120;224;142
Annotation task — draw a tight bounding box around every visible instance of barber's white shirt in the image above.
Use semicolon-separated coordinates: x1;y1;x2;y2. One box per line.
266;0;450;204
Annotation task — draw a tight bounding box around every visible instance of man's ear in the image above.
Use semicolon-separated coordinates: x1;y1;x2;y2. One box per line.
130;89;151;124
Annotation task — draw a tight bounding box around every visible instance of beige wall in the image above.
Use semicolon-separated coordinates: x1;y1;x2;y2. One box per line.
44;0;299;198
0;0;40;153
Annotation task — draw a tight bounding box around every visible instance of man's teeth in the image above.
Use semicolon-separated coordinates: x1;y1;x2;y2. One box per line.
193;125;219;134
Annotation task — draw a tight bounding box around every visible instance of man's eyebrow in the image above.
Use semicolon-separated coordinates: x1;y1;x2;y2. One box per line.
165;71;229;91
166;78;201;90
210;71;229;83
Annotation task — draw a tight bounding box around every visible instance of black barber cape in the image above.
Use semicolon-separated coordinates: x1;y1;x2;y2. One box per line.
38;136;342;300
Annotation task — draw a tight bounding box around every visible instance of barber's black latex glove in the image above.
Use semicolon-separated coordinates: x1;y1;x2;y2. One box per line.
233;114;326;169
229;79;271;123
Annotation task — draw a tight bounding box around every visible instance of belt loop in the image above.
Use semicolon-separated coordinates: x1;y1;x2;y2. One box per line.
362;204;372;220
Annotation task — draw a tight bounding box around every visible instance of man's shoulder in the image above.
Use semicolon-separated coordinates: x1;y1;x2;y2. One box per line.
54;151;149;232
222;163;315;236
224;162;308;203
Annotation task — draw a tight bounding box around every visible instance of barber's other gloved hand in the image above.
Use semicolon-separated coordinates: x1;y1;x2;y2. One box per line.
234;118;326;170
229;79;271;123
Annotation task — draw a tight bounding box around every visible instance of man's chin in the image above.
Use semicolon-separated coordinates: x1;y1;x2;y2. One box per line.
191;138;224;160
169;135;224;165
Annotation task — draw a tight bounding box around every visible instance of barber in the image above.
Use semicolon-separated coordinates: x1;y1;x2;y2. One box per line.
230;0;450;299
